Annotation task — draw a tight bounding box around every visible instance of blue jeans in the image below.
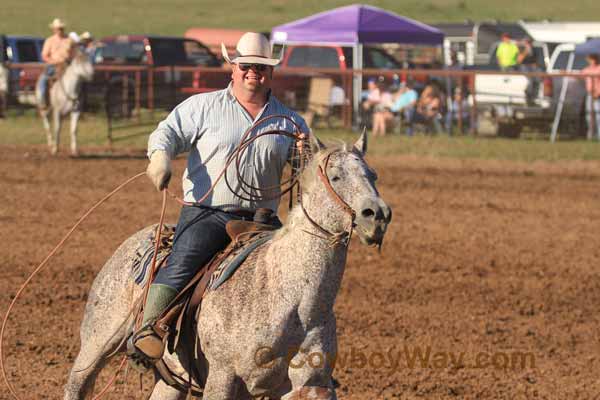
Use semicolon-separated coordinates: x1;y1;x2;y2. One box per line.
37;65;56;101
153;206;244;292
586;96;600;140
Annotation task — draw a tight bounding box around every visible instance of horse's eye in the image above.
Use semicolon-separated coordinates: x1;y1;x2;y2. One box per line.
331;176;341;182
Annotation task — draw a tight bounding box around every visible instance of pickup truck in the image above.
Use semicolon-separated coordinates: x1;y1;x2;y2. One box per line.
93;35;227;115
3;35;45;105
272;44;402;109
472;40;551;136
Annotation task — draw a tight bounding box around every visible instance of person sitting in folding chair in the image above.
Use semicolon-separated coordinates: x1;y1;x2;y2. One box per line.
407;84;443;136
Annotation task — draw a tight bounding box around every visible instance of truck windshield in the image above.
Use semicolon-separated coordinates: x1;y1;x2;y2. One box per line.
552;51;588;71
99;41;146;63
150;38;220;66
10;40;39;62
341;47;400;69
287;46;340;69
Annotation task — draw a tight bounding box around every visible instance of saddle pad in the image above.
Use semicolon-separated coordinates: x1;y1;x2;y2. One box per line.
131;224;176;286
207;232;274;291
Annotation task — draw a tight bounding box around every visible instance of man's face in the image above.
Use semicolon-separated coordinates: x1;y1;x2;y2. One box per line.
232;62;273;93
53;27;65;36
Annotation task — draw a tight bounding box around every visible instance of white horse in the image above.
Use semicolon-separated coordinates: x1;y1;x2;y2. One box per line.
63;133;392;399
36;49;94;156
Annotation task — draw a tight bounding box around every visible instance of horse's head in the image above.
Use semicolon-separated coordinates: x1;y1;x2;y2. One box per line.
70;49;94;82
303;131;391;247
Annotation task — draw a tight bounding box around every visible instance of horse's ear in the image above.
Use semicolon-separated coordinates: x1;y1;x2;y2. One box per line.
309;132;326;153
352;127;368;156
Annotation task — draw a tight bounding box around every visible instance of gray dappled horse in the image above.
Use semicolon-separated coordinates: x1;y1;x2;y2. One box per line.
36;49;93;156
64;132;391;400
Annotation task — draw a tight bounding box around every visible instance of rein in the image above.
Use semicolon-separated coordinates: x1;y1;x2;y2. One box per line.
299;150;357;247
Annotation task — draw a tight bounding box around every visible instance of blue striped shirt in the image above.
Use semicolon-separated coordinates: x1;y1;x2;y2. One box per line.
148;83;309;213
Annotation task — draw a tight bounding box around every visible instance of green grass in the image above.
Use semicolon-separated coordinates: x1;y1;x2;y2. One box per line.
2;0;600;38
3;109;600;162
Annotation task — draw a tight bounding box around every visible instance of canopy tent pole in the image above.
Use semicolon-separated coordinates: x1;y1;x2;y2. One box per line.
550;52;574;143
353;43;363;129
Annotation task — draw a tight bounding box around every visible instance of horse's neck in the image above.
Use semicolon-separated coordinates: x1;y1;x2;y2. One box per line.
60;64;82;97
268;194;349;316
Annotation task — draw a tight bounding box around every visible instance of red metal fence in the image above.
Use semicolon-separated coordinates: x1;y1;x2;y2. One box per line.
2;63;598;142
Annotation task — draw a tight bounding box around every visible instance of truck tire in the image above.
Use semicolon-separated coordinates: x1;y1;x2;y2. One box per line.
497;122;522;138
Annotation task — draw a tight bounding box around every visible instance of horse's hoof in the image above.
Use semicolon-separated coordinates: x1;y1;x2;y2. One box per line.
70;151;80;158
50;148;58;156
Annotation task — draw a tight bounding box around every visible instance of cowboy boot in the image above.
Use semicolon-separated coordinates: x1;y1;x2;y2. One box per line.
127;284;178;371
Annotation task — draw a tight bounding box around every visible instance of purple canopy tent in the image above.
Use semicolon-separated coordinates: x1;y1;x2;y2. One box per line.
271;4;444;125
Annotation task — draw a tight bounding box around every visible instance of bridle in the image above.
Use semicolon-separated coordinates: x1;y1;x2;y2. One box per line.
299;149;357;247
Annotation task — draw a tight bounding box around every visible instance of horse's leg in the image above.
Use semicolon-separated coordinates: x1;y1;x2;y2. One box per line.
39;108;53;149
147;379;186;400
63;295;133;400
281;322;337;400
63;228;147;399
52;108;61;155
69;110;80;156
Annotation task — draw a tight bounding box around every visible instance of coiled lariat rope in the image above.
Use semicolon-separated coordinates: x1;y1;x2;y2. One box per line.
1;114;356;399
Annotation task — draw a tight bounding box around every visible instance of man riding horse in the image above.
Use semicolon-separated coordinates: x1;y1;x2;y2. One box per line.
38;18;73;109
128;32;309;371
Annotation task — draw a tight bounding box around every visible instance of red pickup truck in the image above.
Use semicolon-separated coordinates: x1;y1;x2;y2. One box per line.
272;44;402;109
93;35;229;114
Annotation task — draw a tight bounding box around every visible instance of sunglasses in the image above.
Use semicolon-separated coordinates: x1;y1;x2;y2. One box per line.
237;63;269;72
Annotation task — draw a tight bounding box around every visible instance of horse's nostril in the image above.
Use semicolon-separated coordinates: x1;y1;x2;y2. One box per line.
361;208;375;218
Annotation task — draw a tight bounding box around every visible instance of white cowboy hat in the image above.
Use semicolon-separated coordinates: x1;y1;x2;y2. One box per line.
49;18;66;29
80;31;93;41
221;32;280;66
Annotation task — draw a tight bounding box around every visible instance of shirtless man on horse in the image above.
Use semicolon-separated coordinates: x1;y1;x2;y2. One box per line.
38;18;73;109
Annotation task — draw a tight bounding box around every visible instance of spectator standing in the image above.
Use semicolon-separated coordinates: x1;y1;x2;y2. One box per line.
582;54;600;140
445;87;470;134
518;38;540;105
496;33;520;70
0;35;8;119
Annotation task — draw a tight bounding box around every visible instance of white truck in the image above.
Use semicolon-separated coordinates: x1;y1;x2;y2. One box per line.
472;41;551;137
473;22;600;137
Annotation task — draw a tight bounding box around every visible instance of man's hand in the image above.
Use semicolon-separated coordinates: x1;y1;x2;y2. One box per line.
146;150;172;191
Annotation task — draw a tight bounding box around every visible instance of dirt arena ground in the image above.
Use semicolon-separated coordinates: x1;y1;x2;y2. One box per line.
1;145;600;399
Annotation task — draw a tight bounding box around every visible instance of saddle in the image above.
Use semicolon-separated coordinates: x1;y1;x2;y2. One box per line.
130;215;279;394
40;63;68;108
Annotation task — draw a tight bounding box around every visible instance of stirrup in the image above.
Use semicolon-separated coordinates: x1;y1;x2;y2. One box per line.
126;324;165;372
